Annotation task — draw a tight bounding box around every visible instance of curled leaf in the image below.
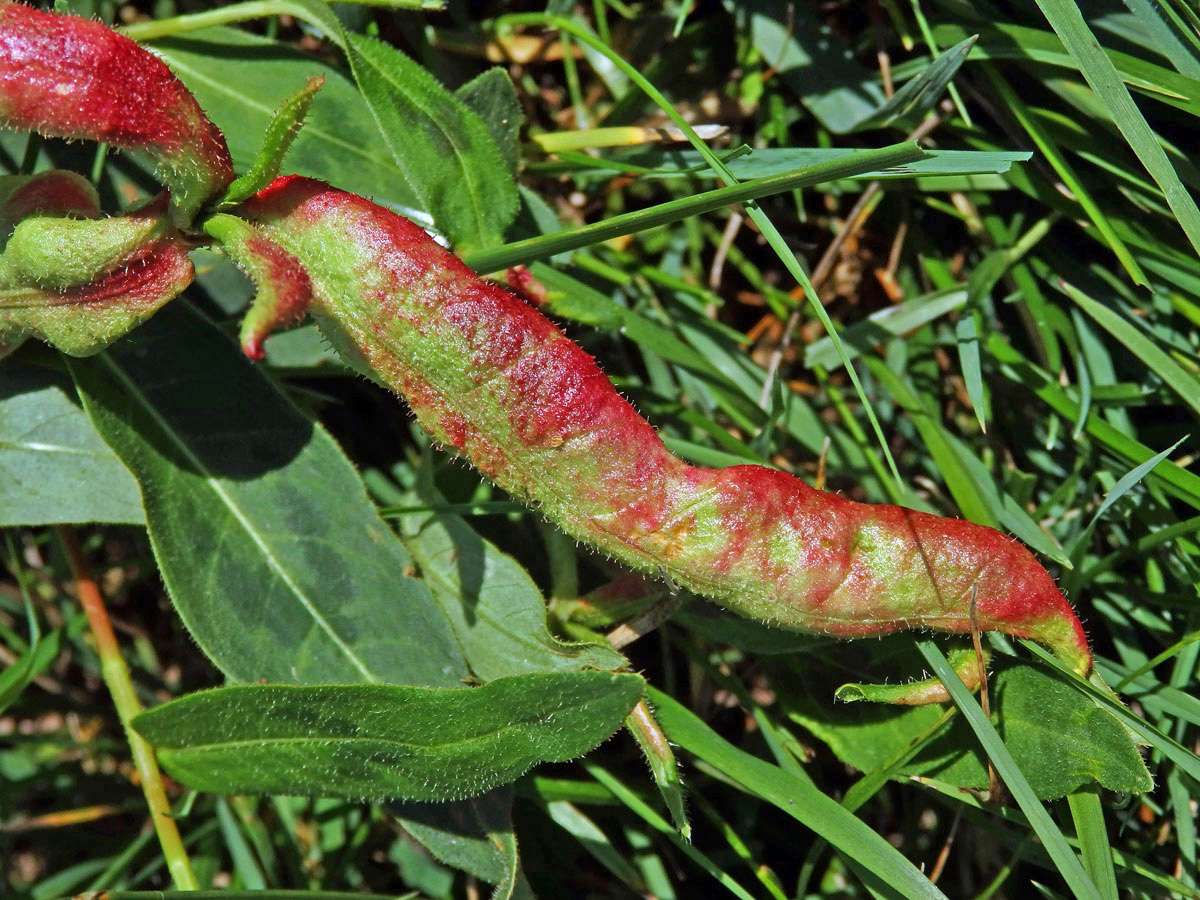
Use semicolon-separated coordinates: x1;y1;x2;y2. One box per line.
4;198;173;289
0;232;194;356
836;647;989;705
204;213;312;359
0;3;233;223
238;176;1094;690
0;170;99;230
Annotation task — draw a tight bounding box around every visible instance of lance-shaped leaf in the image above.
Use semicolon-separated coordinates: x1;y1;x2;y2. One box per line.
220;76;324;207
345;32;518;252
133;673;644;802
0;4;233;223
68;301;468;687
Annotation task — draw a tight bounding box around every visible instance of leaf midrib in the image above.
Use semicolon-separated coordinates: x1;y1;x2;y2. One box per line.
98;352;376;681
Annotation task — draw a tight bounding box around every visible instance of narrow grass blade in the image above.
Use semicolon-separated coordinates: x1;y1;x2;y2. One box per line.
986;333;1200;510
915;641;1103;900
541;800;645;889
1060;280;1200;419
462;143;927;273
647;687;949;900
980;64;1145;285
1087;436;1187;533
582;761;759;900
1067;790;1118;900
1035;0;1200;261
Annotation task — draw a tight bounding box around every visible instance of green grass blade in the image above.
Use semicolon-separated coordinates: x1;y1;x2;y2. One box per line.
540;799;645;890
986;333;1200;509
1067;790;1118;900
915;641;1103;900
1034;0;1200;262
582;761;759;900
1085;436;1187;534
1060;280;1200;419
463;142;926;272
979;64;1146;285
647;687;950;900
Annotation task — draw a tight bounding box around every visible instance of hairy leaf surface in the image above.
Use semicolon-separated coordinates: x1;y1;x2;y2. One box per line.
135;674;644;801
69;302;466;687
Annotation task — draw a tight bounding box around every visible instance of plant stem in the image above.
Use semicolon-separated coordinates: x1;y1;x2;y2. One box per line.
57;526;198;891
462;142;926;273
119;0;443;42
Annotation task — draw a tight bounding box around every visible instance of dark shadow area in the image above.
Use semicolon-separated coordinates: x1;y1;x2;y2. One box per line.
69;300;314;481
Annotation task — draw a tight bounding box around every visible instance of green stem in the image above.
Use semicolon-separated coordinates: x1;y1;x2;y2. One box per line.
462;142;926;273
98;894;410;900
58;526;198;892
119;0;442;42
120;0;292;40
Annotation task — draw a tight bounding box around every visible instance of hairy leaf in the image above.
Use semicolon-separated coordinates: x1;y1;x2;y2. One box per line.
786;653;1151;799
400;493;627;680
151;28;426;221
135;674;644;801
454;68;524;178
346;32;519;251
68;302;467;687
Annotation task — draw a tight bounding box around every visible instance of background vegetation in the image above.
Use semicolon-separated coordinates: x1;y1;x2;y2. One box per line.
2;0;1198;898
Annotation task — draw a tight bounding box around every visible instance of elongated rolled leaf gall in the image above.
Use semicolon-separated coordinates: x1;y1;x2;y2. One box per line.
0;2;233;224
238;176;1093;679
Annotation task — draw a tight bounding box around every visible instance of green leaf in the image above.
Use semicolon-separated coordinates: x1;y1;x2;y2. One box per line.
0;364;142;525
1068;790;1119;900
1062;281;1200;420
454;68;524;179
400;499;628;681
978;63;1147;285
929;21;1200;119
986;332;1200;510
151;28;425;221
221;76;323;206
134;674;644;802
647;687;950;900
955;309;988;433
852;35;977;132
462;142;928;273
786;652;1152;799
345;32;519;252
394;788;533;899
543;147;1029;181
917;641;1107;900
68;302;467;687
0;627;60;715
